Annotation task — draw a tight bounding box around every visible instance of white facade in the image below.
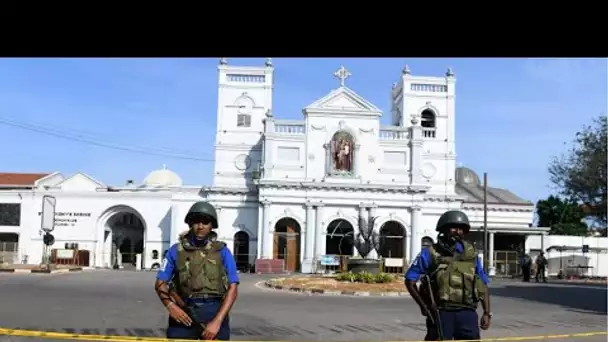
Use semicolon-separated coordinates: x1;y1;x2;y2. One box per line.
3;58;599;275
526;235;608;278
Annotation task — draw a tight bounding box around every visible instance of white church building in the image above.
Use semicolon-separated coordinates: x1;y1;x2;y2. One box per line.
3;58;602;276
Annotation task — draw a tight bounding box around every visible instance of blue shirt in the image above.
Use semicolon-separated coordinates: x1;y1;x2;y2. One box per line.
405;242;490;285
156;235;240;286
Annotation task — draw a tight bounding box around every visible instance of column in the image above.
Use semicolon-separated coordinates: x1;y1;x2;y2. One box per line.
314;204;324;258
540;233;545;252
215;205;223;227
261;200;271;259
409;206;422;262
301;203;315;273
264;120;275;178
169;203;181;246
256;202;263;259
353;144;361;176
488;232;495;276
410;116;423;185
95;223;105;268
324;144;331;175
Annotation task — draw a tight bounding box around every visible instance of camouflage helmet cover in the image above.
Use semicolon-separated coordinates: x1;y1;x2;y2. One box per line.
436;210;471;232
184;201;219;228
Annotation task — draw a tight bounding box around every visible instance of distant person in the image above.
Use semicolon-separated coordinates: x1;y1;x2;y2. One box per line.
521;253;532;282
154;201;239;340
535;252;548;283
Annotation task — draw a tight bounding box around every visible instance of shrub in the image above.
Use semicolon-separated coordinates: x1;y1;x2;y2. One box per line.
335;271;395;283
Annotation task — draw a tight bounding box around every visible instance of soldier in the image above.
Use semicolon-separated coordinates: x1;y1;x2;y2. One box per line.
521;253;532;282
404;210;492;341
154;201;239;340
535;251;548;283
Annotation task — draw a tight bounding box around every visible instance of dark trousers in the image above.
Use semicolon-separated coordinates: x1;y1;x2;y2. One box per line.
166;298;230;340
425;309;480;341
536;266;547;282
522;266;531;282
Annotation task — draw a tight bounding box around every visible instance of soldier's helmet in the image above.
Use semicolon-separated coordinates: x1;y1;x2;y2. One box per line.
184;201;219;229
435;210;471;233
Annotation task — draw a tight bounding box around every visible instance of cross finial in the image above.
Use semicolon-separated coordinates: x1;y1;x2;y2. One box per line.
333;66;351;87
162;164;167;170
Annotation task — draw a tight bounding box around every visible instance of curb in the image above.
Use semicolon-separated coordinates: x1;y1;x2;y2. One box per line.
0;267;83;274
264;279;410;297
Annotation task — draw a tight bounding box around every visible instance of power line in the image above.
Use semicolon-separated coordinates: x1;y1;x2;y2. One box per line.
7;114;211;158
0;116;216;162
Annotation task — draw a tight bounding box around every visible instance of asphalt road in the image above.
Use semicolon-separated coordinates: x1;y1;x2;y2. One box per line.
0;270;606;341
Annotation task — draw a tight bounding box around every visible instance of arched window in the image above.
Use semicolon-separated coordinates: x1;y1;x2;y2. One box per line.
235;94;254;128
421;109;436;128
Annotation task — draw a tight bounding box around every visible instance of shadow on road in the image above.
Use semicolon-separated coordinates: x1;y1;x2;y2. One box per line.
492;283;607;315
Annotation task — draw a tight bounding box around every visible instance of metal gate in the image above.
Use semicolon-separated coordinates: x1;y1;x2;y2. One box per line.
494;250;519;276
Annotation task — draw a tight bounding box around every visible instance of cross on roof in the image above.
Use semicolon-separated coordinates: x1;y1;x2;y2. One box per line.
333;66;351;87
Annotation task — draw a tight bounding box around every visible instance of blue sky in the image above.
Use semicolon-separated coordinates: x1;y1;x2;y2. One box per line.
0;58;606;205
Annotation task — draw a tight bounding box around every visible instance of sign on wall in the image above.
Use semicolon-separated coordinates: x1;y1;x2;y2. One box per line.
38;211;92;227
320;255;340;266
40;195;56;232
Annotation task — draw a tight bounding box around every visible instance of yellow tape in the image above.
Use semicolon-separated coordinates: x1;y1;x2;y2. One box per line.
0;328;606;342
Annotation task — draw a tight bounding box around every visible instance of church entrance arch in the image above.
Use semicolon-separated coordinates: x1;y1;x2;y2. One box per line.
99;206;146;270
326;219;354;256
378;221;406;259
273;218;301;272
233;231;250;272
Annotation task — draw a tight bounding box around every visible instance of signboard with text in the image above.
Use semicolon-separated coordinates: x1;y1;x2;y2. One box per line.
38;210;92;228
40;195;56;232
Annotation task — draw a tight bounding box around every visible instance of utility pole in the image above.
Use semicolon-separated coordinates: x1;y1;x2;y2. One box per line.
483;172;489;274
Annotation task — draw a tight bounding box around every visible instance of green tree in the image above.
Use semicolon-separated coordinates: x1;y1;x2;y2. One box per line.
548;114;607;227
536;195;588;236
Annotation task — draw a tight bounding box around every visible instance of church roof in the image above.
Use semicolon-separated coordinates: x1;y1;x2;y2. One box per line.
454;167;532;205
143;165;183;187
0;172;50;187
304;66;382;115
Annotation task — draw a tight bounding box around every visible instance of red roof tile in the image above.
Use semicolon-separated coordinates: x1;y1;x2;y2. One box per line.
0;173;50;186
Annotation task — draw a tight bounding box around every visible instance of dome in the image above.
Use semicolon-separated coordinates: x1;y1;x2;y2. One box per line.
455;166;480;186
143;164;183;187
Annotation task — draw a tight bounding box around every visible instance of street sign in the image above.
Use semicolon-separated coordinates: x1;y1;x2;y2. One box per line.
43;233;55;246
41;195;56;233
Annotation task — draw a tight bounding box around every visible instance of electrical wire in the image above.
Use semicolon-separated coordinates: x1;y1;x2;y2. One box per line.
0;116;216;162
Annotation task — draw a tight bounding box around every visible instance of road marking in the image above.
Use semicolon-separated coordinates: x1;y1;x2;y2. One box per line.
0;327;606;342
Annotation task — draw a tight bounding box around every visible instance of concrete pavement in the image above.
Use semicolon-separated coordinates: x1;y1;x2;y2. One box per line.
0;270;605;341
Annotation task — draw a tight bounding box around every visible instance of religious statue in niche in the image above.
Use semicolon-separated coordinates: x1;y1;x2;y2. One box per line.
331;131;354;174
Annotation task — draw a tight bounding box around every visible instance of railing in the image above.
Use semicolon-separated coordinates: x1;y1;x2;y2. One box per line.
422;128;436;138
248;253;408;275
274;122;305;135
379;127;409;140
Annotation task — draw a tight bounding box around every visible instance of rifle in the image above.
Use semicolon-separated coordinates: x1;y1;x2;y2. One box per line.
167;283;207;336
421;274;444;340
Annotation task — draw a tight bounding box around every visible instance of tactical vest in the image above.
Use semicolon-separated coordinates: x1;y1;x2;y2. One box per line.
175;237;228;298
424;241;487;310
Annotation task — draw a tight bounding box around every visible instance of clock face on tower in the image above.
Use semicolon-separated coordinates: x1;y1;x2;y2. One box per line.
237;100;253;114
234;154;251;171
